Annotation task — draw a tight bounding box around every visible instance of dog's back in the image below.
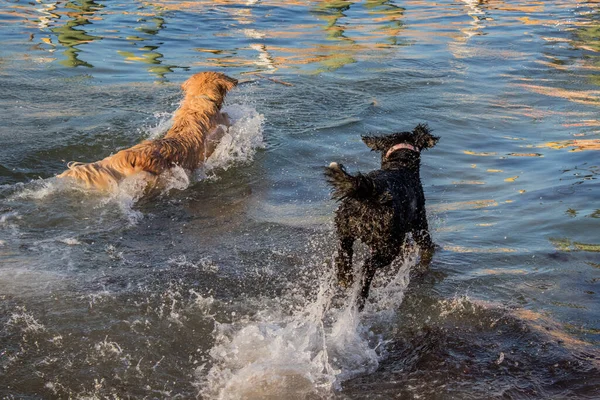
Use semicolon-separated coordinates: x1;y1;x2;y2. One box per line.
329;167;425;247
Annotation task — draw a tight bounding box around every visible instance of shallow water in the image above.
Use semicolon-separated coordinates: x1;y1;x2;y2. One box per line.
1;0;599;398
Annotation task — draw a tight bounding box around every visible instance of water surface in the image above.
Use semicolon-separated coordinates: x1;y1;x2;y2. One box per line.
0;1;599;398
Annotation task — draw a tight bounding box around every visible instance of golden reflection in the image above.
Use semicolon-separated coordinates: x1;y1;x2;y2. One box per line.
541;139;600;152
50;0;104;68
562;120;600;127
479;268;527;275
452;180;485;185
447;0;488;59
429;199;498;213
120;15;178;78
9;0;598;80
37;2;61;29
516;83;600;106
488;3;545;13
489;98;592;121
499;4;600;117
463;150;497;156
303;0;406;71
443;245;517;253
586;261;600;269
143;0;406;73
5;0;408;75
313;0;354;41
512;309;599;359
314;0;404;42
574;14;600;54
514;4;600;126
507;152;543;157
550;238;600;253
2;0;598;84
435;225;466;233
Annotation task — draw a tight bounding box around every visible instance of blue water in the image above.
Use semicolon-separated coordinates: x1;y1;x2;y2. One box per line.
1;1;599;398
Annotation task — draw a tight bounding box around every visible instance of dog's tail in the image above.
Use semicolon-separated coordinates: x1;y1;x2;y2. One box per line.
58;160;124;190
324;162;379;201
57;145;163;191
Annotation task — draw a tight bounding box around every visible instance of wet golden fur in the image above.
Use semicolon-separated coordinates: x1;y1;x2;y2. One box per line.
58;72;238;190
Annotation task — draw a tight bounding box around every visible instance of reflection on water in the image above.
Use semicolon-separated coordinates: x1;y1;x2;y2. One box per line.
2;0;408;76
50;0;104;68
1;0;600;398
543;139;600;152
550;238;600;253
308;0;405;70
119;14;180;78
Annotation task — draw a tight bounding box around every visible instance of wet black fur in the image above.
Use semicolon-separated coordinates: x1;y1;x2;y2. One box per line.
324;124;439;311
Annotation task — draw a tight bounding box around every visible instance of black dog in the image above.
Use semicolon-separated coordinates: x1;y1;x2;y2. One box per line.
324;124;439;310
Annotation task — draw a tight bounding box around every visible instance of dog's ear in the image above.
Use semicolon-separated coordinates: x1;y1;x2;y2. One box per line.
361;135;387;152
412;124;439;150
216;74;238;93
181;75;197;92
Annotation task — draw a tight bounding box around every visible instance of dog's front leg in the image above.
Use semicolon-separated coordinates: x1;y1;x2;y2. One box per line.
413;225;435;272
203;126;227;161
357;259;377;312
335;237;354;288
357;250;398;311
202;111;233;160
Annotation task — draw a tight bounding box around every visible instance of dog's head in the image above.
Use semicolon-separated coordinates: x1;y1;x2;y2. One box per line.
361;124;439;168
181;72;238;107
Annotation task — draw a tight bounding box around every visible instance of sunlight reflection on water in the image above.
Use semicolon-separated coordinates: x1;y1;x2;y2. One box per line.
0;0;599;398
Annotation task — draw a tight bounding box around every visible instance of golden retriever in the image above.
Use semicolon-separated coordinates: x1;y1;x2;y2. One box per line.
58;71;238;190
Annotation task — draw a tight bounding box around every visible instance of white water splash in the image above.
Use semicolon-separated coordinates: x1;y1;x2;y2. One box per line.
198;250;417;399
9;178;65;200
168;255;220;273
7;307;47;333
202;104;265;176
98;173;148;225
94;336;124;359
59;237;81;246
143;111;174;140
